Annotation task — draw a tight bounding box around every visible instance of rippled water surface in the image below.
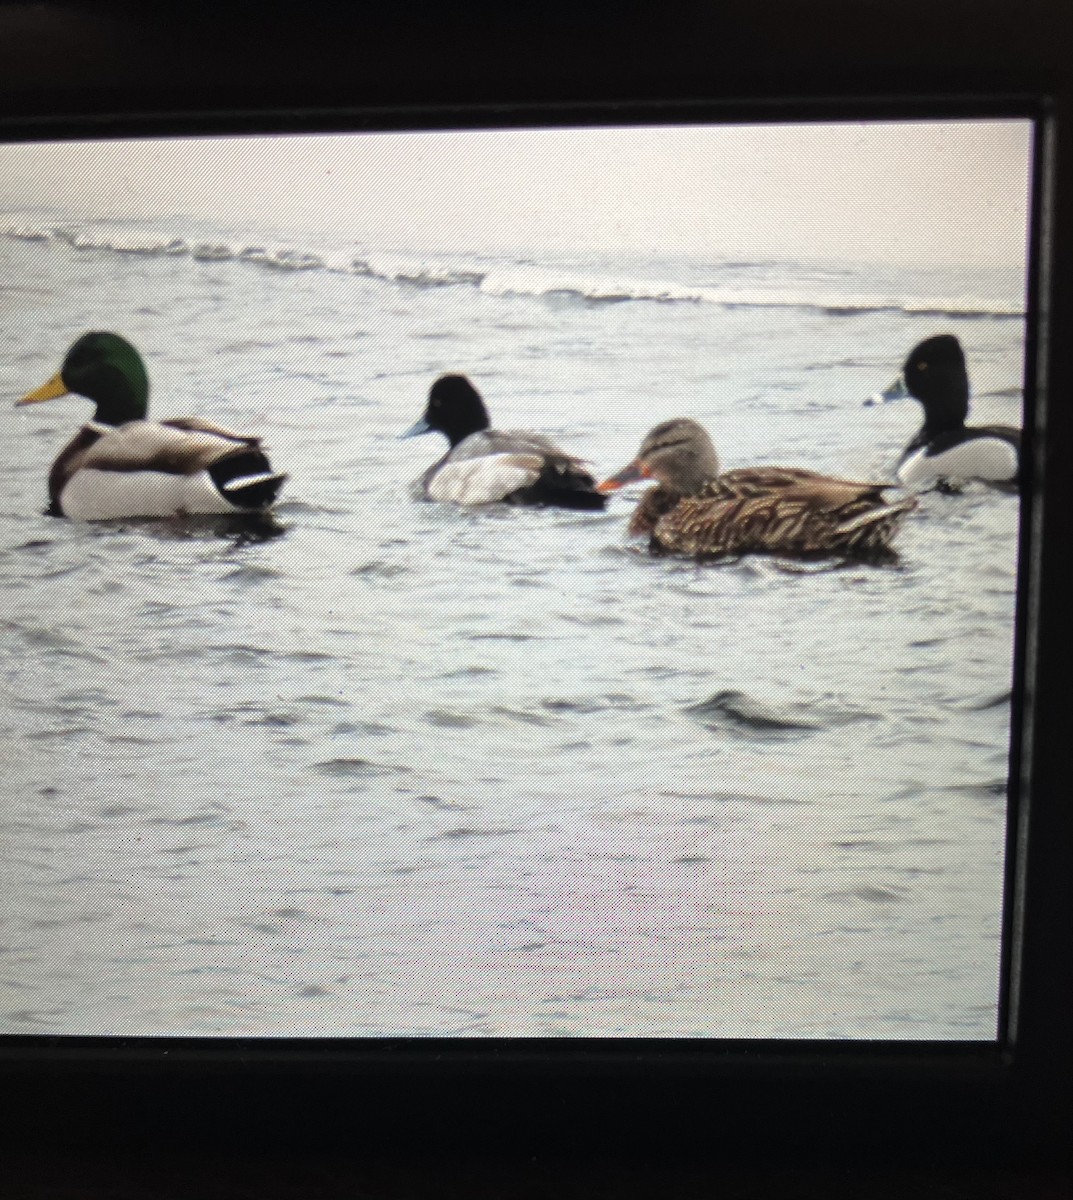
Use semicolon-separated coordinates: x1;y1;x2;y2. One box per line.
0;216;1023;1037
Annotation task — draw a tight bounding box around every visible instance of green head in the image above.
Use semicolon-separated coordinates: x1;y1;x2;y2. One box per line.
18;331;150;425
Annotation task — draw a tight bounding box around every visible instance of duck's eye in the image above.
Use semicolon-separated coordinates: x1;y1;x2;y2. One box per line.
431;397;441;407
918;361;928;371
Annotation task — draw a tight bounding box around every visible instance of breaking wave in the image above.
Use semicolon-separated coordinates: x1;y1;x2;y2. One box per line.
1;220;1025;319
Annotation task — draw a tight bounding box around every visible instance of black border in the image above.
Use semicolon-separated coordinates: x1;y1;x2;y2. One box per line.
1;0;1070;1190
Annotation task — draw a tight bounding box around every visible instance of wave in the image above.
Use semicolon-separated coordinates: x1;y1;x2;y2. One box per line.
1;220;1025;319
684;688;876;738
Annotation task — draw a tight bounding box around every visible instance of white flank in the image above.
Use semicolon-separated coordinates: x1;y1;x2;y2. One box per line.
427;454;543;504
59;468;236;520
898;438;1018;487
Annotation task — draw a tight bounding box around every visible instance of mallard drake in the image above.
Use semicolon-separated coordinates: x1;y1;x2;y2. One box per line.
16;332;287;519
598;418;915;559
401;374;606;510
871;334;1020;490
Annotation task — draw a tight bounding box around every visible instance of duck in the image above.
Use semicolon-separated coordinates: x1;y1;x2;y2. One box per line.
16;331;287;520
872;334;1020;490
401;374;606;510
598;418;915;560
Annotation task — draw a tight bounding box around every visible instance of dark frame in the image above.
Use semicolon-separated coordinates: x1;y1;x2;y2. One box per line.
1;0;1069;1190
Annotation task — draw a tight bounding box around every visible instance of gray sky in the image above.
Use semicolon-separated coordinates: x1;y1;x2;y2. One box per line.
0;121;1032;264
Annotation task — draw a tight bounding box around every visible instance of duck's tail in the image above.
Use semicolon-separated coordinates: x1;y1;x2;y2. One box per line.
506;460;607;511
210;447;287;510
835;496;917;555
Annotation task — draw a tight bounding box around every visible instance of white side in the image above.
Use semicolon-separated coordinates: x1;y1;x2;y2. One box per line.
59;468;235;520
898;438;1018;487
427;454;543;504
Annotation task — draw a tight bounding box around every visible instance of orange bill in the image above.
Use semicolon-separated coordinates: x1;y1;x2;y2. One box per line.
597;459;649;493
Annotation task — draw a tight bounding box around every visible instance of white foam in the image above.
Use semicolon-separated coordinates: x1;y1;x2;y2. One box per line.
190;242;234;262
0;219;1025;317
353;251;485;287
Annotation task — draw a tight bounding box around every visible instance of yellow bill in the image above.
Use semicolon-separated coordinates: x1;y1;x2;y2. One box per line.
17;373;69;406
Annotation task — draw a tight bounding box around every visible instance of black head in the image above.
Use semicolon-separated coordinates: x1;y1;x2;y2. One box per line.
402;374;491;448
902;334;970;433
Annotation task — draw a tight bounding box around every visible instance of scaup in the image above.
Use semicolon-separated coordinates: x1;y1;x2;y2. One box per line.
401;374;606;510
873;334;1020;490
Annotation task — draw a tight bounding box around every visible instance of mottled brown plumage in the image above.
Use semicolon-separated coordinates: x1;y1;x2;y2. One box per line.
600;418;915;560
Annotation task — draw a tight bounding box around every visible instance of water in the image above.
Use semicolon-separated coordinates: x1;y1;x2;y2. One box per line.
0;214;1023;1038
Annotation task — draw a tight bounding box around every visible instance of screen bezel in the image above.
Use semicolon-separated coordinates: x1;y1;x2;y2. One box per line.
0;0;1069;1180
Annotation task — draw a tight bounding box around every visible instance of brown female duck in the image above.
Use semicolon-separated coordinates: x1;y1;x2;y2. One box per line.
598;418;914;560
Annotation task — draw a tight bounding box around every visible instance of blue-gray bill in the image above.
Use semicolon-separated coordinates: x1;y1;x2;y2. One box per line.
864;372;909;407
400;417;433;438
